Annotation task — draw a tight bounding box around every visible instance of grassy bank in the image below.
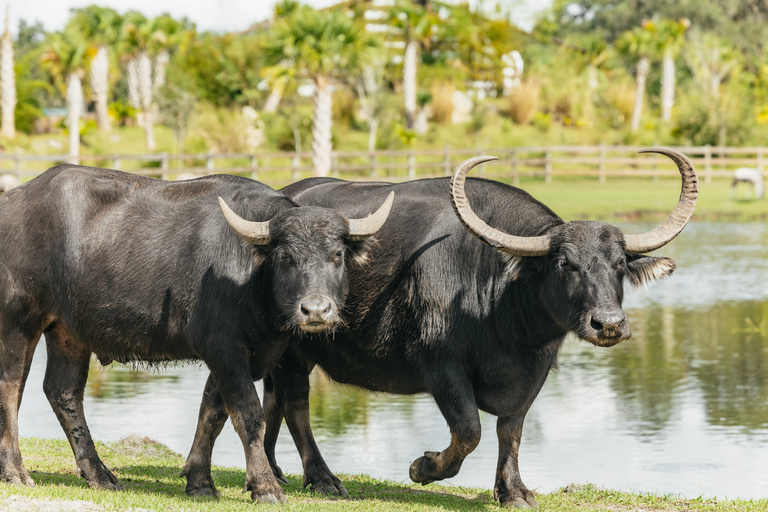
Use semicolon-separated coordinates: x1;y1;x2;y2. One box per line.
4;437;767;511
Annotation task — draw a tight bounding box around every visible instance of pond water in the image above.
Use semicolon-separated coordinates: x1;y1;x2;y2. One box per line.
17;222;768;500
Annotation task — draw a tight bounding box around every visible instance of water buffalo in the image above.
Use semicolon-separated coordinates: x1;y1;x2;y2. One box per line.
183;148;697;507
0;164;393;503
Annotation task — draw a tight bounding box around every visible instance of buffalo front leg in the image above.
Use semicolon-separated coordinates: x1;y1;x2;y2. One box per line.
0;328;39;486
409;373;481;485
43;328;121;490
205;350;286;504
262;374;288;485
181;374;228;497
270;357;347;496
494;413;537;508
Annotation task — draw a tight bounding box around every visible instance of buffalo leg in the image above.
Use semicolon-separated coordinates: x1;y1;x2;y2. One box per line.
262;375;288;485
43;327;121;490
269;357;347;496
204;349;286;504
181;374;228;497
0;328;39;486
409;374;481;484
494;413;537;508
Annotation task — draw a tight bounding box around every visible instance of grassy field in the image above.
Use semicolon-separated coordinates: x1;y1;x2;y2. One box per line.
3;437;766;511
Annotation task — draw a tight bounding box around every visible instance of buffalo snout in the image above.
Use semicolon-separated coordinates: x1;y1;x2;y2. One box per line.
296;295;339;332
583;307;630;346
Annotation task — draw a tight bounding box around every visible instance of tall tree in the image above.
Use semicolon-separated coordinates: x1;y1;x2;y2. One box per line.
122;11;156;151
267;7;378;177
388;0;434;129
617;23;657;132
68;6;121;132
656;18;689;123
1;8;15;139
41;29;88;163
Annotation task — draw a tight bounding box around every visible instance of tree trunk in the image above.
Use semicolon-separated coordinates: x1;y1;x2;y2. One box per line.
311;75;333;177
661;48;675;123
630;56;649;132
67;72;82;164
154;50;169;94
0;20;15;139
403;40;418;129
127;58;140;109
137;51;155;151
91;45;111;132
263;84;283;113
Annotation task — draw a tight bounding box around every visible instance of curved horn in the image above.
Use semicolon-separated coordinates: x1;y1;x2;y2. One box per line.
218;197;271;245
450;156;551;257
623;147;698;254
347;191;395;241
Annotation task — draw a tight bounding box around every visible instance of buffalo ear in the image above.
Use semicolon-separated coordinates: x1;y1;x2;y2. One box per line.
625;255;676;287
347;237;377;267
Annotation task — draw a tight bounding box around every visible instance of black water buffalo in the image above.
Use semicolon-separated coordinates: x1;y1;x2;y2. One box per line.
0;164;393;503
182;148;698;507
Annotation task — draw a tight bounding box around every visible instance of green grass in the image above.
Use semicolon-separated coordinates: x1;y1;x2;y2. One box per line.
4;438;767;511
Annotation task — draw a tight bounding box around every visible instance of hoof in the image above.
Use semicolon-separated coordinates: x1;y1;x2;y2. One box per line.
272;464;289;486
252;491;288;504
186;485;220;497
409;451;440;484
499;493;538;508
311;479;349;497
1;467;35;487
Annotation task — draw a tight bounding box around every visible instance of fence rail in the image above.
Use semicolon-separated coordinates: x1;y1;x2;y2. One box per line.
0;145;766;187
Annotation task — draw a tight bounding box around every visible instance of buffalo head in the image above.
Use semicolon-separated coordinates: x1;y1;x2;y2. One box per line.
219;192;394;333
450;148;697;347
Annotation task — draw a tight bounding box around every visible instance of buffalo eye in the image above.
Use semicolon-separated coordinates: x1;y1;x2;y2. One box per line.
615;257;627;270
556;257;578;272
332;249;344;263
277;251;293;266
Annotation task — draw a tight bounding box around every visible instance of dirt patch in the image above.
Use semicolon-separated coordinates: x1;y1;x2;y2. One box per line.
0;495;150;512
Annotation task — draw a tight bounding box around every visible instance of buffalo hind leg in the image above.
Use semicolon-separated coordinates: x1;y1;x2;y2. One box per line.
262;375;288;485
0;328;40;485
204;346;286;503
409;373;481;485
269;356;347;496
43;326;121;490
181;374;228;497
494;413;537;508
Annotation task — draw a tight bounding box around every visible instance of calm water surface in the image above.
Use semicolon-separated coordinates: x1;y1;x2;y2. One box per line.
18;222;768;499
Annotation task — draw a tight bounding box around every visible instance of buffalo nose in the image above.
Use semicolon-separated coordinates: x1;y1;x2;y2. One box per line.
590;309;627;333
300;297;333;323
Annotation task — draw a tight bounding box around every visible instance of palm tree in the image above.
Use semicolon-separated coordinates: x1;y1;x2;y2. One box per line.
41;30;89;164
617;23;657;132
267;7;378;177
122;11;156;151
68;6;121;132
657;19;689;123
1;7;15;139
388;0;434;129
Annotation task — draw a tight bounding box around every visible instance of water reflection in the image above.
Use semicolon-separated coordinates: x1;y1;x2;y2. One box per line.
16;222;768;500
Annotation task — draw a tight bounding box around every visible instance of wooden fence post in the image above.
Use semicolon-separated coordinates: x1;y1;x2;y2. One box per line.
206;153;215;173
369;152;377;178
598;144;606;184
511;149;519;187
112;156;121;170
408;151;415;179
544;148;552;184
757;147;764;171
249;155;258;180
331;154;339;178
443;144;451;175
704;145;712;185
161;152;169;180
292;153;300;181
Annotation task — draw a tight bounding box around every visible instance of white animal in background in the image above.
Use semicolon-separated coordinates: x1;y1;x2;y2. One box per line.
731;167;764;199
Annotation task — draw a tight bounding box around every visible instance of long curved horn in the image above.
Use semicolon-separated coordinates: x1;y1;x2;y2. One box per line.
347;191;395;241
218;197;271;245
450;156;551;257
623;147;698;254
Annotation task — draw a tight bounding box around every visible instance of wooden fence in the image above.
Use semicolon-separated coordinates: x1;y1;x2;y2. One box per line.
0;145;766;187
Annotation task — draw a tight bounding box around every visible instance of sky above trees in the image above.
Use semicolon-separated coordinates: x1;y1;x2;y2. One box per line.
8;0;552;36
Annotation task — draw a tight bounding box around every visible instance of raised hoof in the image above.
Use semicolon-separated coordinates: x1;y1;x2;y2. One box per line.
409;451;440;484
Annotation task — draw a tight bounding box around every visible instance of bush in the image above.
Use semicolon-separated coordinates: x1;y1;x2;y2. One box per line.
430;82;455;124
508;80;540;125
